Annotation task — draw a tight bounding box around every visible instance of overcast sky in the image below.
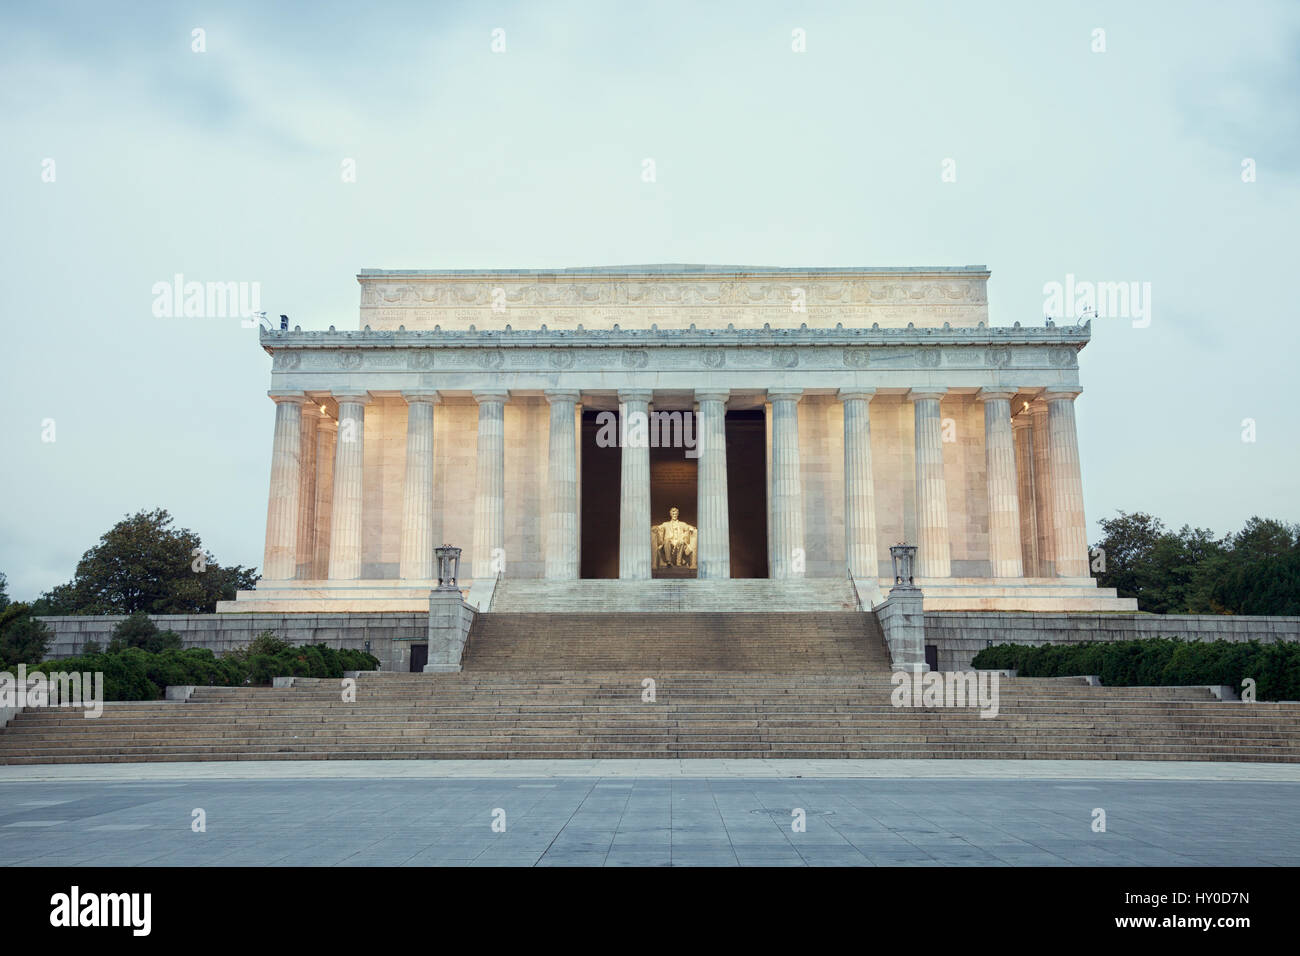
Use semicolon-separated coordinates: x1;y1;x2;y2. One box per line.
2;0;1297;600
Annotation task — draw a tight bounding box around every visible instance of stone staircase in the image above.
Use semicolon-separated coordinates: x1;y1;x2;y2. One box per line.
3;673;1299;763
487;579;860;613
462;612;884;670
2;608;1299;764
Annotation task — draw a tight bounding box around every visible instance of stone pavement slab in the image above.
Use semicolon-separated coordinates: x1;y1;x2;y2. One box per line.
1;775;1297;867
2;758;1299;783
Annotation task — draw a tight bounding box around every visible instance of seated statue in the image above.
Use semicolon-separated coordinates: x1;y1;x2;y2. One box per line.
653;507;697;570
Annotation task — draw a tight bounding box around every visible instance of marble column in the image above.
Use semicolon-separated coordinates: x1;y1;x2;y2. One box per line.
1044;388;1089;577
544;390;581;580
1030;400;1056;577
312;419;337;578
908;388;951;578
399;392;439;581
1012;413;1039;576
294;402;320;579
472;390;508;581
618;389;653;580
839;388;879;580
695;389;731;580
328;391;370;581
263;391;308;581
977;388;1024;578
768;388;804;579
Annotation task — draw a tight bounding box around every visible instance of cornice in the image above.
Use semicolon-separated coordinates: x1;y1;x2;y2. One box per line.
260;320;1091;353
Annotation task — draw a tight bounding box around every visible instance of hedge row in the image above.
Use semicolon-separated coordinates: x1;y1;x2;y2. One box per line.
971;638;1300;701
30;644;380;701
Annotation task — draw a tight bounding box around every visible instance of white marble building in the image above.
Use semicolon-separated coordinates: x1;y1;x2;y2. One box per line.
219;265;1136;614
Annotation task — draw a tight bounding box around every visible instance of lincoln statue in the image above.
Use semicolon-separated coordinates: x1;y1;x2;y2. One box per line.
653;507;697;570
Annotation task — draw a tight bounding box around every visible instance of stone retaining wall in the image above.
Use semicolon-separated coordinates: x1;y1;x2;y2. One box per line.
927;612;1300;671
35;614;426;673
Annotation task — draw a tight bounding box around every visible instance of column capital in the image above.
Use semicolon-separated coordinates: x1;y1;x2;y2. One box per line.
543;389;583;405
268;390;310;405
1041;387;1083;402
907;388;948;403
975;387;1019;403
837;387;877;403
617;388;653;404
472;389;510;405
766;387;804;403
332;390;372;406
401;390;442;405
694;388;730;404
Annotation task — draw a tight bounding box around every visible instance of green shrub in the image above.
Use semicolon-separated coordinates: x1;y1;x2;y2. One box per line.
33;641;379;701
971;638;1300;701
107;612;182;654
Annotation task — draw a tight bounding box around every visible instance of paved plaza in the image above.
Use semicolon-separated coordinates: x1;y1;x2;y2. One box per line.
1;761;1297;866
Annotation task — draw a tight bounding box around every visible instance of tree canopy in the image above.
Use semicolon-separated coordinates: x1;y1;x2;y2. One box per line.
29;509;259;616
1093;511;1299;615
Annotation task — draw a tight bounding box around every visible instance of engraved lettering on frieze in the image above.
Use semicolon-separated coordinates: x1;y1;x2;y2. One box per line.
274;352;301;370
622;350;649;369
408;350;435;370
843;349;870;368
985;348;1011;368
338;351;363;370
916;347;941;368
548;350;575;369
477;350;505;370
772;348;799;368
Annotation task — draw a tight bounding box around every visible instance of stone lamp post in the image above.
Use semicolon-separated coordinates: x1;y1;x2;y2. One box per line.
434;545;463;591
426;544;471;673
889;544;918;589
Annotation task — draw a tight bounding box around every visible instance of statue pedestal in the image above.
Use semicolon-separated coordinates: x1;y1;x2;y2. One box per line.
652;566;697;579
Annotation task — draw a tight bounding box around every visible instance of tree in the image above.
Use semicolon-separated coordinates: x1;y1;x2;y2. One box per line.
106;611;182;654
0;602;52;667
0;571;8;611
1230;517;1299;563
32;509;260;615
1213;550;1300;616
1134;526;1228;615
1092;511;1165;602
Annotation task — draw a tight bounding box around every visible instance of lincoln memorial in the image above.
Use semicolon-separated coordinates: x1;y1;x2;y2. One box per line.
218;265;1135;616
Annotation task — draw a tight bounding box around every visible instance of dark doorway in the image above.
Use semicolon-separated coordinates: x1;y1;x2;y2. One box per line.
410;644;428;672
925;645;939;672
725;410;768;578
580;410;621;578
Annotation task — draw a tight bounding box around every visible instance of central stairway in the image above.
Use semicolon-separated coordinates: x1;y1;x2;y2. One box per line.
462;612;885;671
486;579;861;613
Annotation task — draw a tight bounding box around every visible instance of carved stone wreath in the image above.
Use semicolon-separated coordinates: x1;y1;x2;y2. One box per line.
843;349;869;368
771;348;799;368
